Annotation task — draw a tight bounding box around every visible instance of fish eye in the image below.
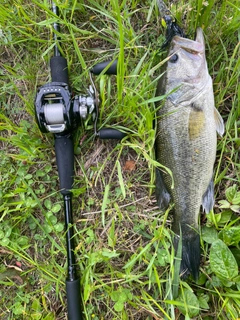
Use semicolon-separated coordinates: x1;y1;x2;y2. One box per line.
169;54;178;63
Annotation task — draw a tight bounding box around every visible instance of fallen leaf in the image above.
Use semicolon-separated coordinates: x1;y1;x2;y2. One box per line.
15;261;22;268
123;160;136;172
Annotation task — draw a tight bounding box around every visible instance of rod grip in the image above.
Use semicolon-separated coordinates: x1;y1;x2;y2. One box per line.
98;128;126;140
54;134;74;195
50;56;69;84
66;279;82;320
91;59;118;75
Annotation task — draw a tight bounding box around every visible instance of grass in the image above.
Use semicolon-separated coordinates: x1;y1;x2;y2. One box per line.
0;0;239;319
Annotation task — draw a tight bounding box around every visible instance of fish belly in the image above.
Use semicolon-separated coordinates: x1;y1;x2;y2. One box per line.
157;99;216;228
156;94;217;278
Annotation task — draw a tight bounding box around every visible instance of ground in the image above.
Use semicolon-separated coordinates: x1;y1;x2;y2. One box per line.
0;1;239;319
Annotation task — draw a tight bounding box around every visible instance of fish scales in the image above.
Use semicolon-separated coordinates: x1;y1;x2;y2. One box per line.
155;28;224;279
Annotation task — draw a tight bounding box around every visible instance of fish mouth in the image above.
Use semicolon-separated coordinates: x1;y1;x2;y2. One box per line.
172;28;205;56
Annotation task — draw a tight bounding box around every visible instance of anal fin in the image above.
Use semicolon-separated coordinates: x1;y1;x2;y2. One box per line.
202;178;214;213
155;168;171;210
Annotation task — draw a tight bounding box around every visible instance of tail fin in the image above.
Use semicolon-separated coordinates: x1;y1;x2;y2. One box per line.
174;233;200;280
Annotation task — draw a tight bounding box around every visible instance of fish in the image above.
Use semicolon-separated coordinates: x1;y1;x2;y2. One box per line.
155;27;224;279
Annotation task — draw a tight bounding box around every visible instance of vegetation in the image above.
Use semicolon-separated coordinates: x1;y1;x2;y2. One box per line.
0;0;239;319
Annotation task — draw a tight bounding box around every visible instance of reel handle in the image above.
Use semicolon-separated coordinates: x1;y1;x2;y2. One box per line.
91;59;117;75
91;59;129;140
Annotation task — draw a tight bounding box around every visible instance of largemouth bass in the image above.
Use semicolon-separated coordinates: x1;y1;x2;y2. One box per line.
155;28;224;279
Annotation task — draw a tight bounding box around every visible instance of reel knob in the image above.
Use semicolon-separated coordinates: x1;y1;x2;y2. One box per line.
97;128;126;140
91;59;118;75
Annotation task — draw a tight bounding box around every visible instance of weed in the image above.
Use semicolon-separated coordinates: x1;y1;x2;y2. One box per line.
0;0;239;319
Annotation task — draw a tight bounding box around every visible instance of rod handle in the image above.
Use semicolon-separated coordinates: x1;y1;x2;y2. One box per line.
50;56;69;84
91;59;118;75
66;279;83;320
54;134;74;195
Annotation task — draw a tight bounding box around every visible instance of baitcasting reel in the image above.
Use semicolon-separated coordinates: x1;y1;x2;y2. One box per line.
35;77;97;134
35;59;124;139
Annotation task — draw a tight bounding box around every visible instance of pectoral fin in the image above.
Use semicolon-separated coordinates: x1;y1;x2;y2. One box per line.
156;168;171;210
214;107;224;136
202;178;214;213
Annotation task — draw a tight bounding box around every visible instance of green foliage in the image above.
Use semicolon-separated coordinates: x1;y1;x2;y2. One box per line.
219;184;240;213
110;288;133;312
0;0;239;319
176;288;200;318
210;239;238;282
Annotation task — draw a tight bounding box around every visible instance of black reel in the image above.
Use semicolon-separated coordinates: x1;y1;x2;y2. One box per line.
35;81;97;134
35;59;125;139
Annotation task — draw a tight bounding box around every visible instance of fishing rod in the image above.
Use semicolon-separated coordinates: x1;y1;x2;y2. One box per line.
34;2;125;319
